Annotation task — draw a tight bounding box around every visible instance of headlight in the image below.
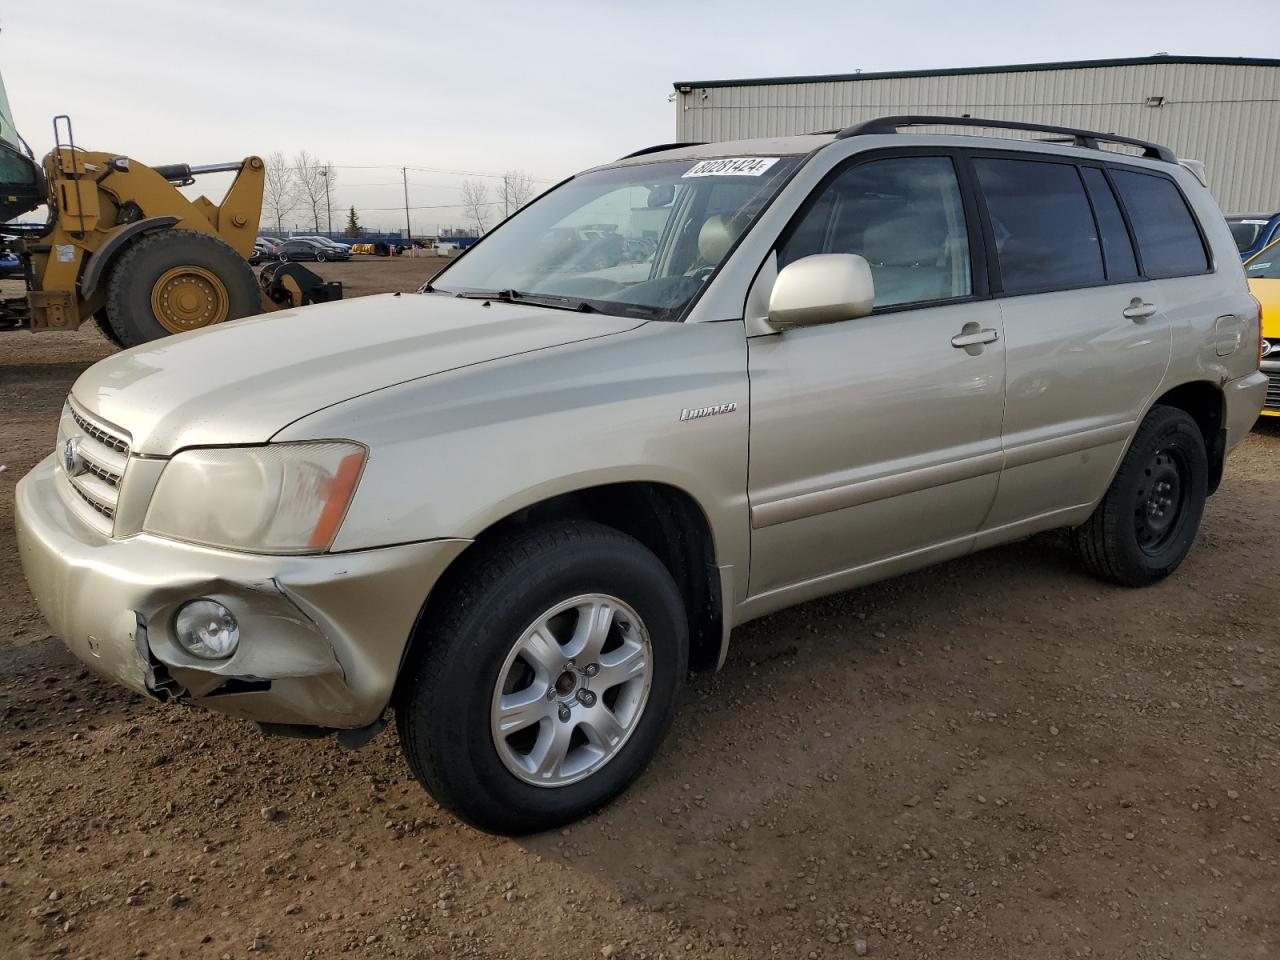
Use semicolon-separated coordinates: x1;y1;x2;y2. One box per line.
143;442;366;554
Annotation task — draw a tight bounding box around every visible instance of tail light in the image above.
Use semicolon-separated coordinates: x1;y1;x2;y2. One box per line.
1250;293;1264;368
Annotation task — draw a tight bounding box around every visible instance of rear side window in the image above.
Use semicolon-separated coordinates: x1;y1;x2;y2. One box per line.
974;158;1104;295
1109;169;1209;278
1080;167;1139;281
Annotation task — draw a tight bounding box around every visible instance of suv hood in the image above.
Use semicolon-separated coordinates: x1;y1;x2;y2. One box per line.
72;294;646;455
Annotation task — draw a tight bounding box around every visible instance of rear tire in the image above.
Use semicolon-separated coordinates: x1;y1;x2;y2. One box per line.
1071;404;1208;586
395;521;688;835
105;231;259;347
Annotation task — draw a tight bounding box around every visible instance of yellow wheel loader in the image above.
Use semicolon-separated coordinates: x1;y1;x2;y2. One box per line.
0;83;340;348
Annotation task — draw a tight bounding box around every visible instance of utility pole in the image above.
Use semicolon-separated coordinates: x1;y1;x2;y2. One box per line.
502;174;509;219
322;165;332;234
402;167;413;245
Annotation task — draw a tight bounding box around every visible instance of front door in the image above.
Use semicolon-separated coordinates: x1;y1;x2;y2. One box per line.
746;154;1006;601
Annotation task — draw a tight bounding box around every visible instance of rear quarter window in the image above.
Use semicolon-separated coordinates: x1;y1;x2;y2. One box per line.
1109;169;1209;279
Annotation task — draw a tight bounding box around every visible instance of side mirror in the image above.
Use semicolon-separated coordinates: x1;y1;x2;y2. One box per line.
767;254;875;330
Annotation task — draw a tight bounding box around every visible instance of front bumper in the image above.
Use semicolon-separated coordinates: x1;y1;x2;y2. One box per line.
16;455;469;728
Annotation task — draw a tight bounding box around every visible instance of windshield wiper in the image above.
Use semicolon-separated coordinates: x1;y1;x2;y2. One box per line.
451;289;599;313
452;287;518;301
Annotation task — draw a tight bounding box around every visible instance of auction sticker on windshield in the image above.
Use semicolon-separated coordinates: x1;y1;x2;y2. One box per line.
683;157;779;178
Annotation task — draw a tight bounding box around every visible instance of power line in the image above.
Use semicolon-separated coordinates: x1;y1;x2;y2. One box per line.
325;162;557;182
360;200;505;211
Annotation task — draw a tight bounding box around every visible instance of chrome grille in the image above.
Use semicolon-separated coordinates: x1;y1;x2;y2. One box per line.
56;400;131;536
70;406;130;454
1266;369;1280;411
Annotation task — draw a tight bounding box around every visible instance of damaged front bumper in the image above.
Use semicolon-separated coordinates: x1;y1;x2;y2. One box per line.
16;455;469;730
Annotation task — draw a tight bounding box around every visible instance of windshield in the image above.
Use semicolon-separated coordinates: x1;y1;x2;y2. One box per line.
1246;240;1280;280
429;156;802;319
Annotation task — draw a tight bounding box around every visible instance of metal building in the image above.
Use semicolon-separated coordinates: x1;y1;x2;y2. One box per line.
672;55;1280;213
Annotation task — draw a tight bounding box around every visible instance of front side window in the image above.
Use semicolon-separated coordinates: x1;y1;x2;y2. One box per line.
974;157;1104;295
1109;169;1209;279
779;156;972;308
430;156;801;319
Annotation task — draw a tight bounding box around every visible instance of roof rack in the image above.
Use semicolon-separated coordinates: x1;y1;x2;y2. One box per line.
618;141;705;160
835;115;1177;163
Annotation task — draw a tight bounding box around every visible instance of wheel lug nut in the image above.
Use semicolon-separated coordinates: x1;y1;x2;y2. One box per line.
576;689;597;707
584;663;599;678
557;704;572;722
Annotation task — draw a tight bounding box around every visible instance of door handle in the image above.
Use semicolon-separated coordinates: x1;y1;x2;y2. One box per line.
951;328;1000;348
1123;299;1157;322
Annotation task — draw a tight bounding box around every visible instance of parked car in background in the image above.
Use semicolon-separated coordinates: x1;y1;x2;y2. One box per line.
276;238;350;262
16;116;1265;835
249;239;275;265
295;235;353;253
1227;212;1280;260
1245;237;1280;417
0;248;21;276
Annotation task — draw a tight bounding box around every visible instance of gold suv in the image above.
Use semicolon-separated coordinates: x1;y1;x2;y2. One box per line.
17;117;1266;833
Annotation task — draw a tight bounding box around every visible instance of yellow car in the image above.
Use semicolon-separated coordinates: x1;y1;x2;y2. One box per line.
1245;237;1280;417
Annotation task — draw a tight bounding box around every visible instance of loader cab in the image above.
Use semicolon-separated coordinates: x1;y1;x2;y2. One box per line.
0;67;43;223
0;137;44;222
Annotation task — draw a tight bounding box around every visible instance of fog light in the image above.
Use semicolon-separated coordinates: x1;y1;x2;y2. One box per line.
174;600;239;660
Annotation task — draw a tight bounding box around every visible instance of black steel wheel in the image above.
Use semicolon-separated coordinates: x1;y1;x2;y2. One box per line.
1071;404;1208;586
1133;446;1188;556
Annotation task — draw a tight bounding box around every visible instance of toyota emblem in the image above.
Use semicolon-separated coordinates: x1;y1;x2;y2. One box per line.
62;437;82;476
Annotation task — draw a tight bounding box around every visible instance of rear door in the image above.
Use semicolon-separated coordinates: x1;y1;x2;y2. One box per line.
746;152;1007;599
971;155;1185;536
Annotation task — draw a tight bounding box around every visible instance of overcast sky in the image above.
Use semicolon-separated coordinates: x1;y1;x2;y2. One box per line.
3;0;1277;233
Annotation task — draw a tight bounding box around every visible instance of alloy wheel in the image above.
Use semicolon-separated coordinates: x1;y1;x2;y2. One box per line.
490;594;652;787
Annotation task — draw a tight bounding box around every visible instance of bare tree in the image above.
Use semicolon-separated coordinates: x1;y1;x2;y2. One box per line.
500;170;537;218
261;151;298;234
293;150;328;232
460;179;491;234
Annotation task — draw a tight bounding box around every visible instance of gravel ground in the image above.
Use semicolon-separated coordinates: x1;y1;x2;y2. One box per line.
2;261;1278;959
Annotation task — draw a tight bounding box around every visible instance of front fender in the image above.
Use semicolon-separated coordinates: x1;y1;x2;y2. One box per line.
273;320;753;590
79;215;179;296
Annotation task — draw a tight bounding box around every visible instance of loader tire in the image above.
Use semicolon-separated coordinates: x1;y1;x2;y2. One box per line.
91;309;125;349
105;231;259;347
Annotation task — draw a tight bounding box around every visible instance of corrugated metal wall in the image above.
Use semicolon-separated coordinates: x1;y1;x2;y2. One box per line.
675;62;1280;212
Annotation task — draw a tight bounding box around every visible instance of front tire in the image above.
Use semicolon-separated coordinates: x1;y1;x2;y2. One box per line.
395;521;688;834
104;231;259;346
1071;405;1208;586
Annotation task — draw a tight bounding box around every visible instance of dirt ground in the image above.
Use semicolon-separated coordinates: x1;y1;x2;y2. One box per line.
2;258;1278;959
